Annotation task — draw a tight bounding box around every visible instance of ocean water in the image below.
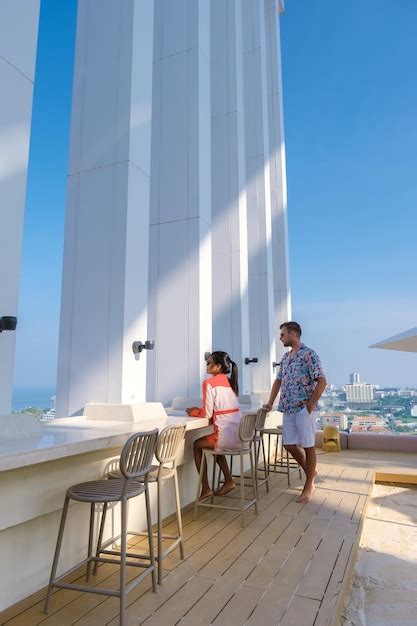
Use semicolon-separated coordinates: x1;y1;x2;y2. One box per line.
12;388;55;412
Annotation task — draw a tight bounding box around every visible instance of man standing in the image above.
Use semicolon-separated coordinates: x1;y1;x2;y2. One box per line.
264;322;327;503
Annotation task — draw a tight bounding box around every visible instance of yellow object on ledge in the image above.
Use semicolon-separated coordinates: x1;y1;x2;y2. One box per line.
322;425;341;452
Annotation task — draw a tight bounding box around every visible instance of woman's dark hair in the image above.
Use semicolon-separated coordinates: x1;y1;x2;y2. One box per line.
209;351;239;396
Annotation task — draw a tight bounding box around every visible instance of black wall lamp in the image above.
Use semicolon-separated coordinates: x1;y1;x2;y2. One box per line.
132;340;155;355
0;316;17;333
245;357;258;365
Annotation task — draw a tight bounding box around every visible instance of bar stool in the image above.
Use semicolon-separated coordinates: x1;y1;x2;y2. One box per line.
194;413;258;527
227;409;270;494
102;423;186;584
254;408;270;492
260;424;302;485
44;429;159;626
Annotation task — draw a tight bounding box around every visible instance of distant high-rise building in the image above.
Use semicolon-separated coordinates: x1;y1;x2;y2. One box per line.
398;389;417;398
350;372;360;384
346;383;374;403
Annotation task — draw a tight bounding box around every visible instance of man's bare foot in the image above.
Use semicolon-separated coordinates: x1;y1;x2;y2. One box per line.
216;481;236;496
297;485;315;503
199;488;213;501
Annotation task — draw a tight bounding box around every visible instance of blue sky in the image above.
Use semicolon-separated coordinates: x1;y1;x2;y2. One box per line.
14;0;417;389
14;0;76;389
281;0;417;386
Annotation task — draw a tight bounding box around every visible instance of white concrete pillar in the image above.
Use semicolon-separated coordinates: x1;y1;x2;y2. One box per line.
56;0;154;416
0;0;40;413
242;0;276;393
210;0;250;394
147;0;212;405
264;0;291;363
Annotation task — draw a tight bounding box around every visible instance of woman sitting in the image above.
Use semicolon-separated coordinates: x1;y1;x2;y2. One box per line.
187;351;241;500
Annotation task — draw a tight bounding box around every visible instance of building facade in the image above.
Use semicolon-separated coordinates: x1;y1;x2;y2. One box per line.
0;1;290;417
55;0;291;415
321;412;348;431
0;1;40;414
349;372;360;384
346;383;374;404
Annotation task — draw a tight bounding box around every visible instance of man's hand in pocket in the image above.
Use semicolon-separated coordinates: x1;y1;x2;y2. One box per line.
306;400;315;415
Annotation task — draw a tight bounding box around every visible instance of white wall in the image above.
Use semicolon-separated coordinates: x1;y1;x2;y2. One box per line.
56;0;154;416
56;0;290;410
147;0;212;405
242;0;277;393
210;0;251;394
0;0;40;413
264;1;292;362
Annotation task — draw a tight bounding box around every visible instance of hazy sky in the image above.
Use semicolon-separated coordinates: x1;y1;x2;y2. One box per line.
281;0;417;387
14;0;417;389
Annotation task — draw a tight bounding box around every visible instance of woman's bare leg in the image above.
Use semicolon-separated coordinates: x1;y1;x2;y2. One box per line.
194;437;215;499
215;455;235;495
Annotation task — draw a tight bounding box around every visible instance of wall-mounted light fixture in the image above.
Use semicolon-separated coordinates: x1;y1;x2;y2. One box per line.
132;340;155;355
0;316;17;333
244;357;258;365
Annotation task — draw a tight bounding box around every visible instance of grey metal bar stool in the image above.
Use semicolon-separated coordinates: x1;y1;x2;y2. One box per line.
254;408;270;492
44;429;158;626
226;408;270;494
194;413;258;527
261;424;302;485
101;423;186;584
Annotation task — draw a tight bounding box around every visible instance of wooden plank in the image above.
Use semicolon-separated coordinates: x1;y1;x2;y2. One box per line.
245;577;299;625
178;559;255;625
141;575;213;626
244;544;292;590
247;515;330;623
314;488;344;520
78;506;242;626
296;514;353;601
3;560;121;626
197;491;296;579
321;467;345;491
280;594;320;626
314;523;360;626
375;471;417;485
211;585;264;625
105;512;250;625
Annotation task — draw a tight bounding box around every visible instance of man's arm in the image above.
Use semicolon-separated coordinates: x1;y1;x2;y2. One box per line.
263;378;281;411
306;376;327;414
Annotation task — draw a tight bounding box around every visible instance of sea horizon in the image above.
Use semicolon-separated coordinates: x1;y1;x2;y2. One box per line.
12;387;56;412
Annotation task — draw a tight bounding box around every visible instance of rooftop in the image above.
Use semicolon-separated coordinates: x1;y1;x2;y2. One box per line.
2;449;416;626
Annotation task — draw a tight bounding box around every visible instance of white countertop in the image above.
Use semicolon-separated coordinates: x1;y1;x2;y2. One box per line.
0;412;210;473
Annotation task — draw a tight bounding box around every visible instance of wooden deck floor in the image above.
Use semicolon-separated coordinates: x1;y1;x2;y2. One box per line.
4;450;413;626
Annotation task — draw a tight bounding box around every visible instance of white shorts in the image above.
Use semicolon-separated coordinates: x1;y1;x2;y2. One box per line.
282;406;318;448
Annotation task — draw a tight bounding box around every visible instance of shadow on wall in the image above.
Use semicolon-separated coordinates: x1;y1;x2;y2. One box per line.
17;3;290;415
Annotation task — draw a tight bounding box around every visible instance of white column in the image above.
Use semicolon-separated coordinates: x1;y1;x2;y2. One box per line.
265;0;291;365
147;0;211;405
210;0;250;394
56;0;154;416
0;0;40;413
242;0;276;394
